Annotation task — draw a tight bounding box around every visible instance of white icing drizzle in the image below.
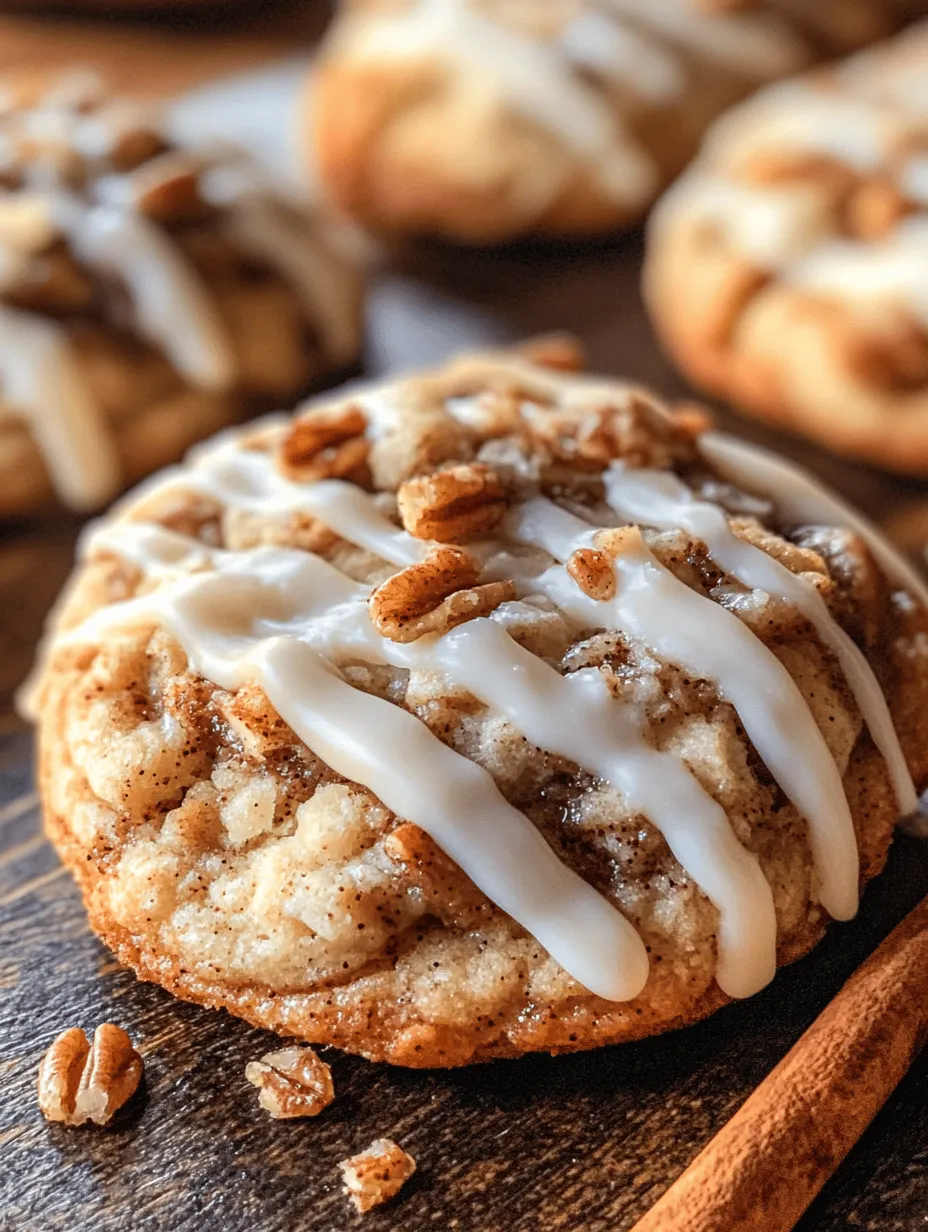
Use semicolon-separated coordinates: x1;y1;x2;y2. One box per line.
77;522;651;1003
655;26;928;319
503;498;859;921
63;413;920;1003
328;0;825;215
602;461;916;814
53;195;235;391
0;85;359;510
221;196;359;367
0;304;122;510
702;432;928;608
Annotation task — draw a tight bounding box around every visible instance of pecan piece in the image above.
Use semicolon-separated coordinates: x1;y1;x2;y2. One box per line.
519;333;585;371
567;547;616;601
397;463;506;542
670;401;715;441
844;177;912;241
245;1046;334;1119
339;1138;416;1213
278;404;369;483
37;1024;143;1126
369;546;514;642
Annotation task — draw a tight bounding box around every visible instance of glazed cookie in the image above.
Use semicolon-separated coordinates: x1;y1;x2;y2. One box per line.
31;343;928;1067
312;0;926;243
0;74;363;517
645;21;928;474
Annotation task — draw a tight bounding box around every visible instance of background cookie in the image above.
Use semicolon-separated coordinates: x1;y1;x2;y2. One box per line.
0;73;364;516
31;345;928;1066
313;0;928;243
645;21;928;474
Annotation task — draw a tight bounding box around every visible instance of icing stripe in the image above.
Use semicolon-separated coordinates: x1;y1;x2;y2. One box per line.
604;462;916;814
505;497;859;920
0;305;122;510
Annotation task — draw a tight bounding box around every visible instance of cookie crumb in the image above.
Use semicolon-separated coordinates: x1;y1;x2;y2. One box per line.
37;1024;143;1126
245;1046;334;1119
339;1137;416;1213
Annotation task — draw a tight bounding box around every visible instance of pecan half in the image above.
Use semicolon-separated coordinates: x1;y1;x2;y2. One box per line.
245;1046;334;1119
278;405;369;483
37;1024;143;1126
339;1138;416;1213
566;547;616;601
369;546;514;642
397;463;506;542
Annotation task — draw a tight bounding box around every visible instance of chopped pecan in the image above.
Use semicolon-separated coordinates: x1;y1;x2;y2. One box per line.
111;127;168;173
339;1138;416;1213
519;333;586;371
37;1024;143;1126
593;525;643;558
739;150;858;199
850;315;928;391
132;156;204;223
844;177;912;241
369;546;514;642
278;404;369;483
397;463;507;542
566;547;616;601
245;1046;334;1119
670;402;715;441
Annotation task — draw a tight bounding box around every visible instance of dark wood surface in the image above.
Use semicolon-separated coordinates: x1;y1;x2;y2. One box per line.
3;229;928;1232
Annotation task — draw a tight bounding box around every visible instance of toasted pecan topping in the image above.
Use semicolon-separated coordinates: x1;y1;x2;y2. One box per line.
397;463;507;542
518;333;586;371
567;547;617;601
670;402;715;441
851;315;928;391
369;546;514;642
593;524;643;559
37;1024;143;1127
245;1046;335;1119
844;177;913;241
339;1138;416;1213
132;157;204;222
739;149;858;197
110;127;168;173
278;405;369;483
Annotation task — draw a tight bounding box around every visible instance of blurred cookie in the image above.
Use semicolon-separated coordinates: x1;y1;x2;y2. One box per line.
31;343;928;1065
312;0;925;243
646;21;928;473
0;74;363;516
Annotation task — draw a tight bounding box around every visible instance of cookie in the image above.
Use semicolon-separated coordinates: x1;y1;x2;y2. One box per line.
645;21;928;474
30;342;928;1066
0;73;363;516
312;0;926;243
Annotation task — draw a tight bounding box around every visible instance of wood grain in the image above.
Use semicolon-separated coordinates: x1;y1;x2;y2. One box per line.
2;230;928;1232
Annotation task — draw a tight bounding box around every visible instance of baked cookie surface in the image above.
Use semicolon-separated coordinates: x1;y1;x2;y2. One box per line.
313;0;927;243
645;21;928;474
0;73;363;517
31;343;928;1066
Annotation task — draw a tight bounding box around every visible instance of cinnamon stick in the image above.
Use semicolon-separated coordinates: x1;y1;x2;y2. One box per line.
630;894;928;1232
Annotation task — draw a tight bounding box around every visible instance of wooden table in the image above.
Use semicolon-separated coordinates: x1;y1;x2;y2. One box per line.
2;218;928;1231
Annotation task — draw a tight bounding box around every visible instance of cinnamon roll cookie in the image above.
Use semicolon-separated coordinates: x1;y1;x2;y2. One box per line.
645;22;928;474
312;0;926;243
30;342;928;1065
0;75;364;517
